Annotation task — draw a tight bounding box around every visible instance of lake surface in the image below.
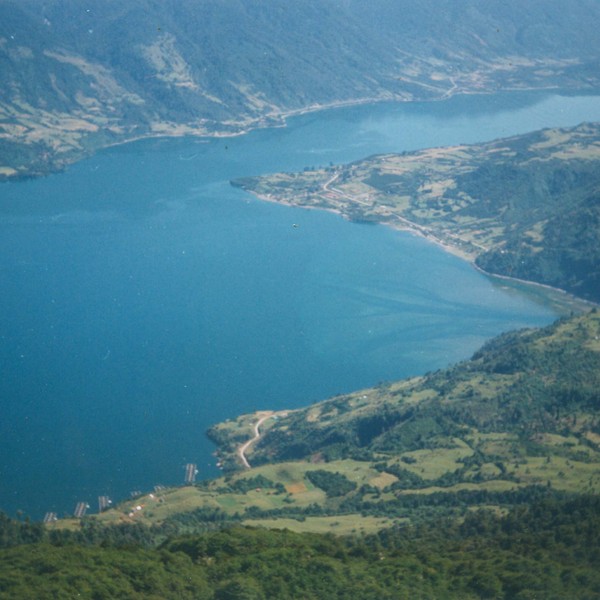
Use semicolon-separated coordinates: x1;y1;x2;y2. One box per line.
1;91;600;518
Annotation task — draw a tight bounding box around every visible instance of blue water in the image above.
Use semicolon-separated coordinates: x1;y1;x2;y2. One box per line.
1;91;600;518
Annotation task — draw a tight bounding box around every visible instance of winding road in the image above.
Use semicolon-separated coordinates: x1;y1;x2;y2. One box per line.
238;412;275;469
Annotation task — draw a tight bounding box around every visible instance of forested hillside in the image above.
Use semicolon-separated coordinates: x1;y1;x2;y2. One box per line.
1;496;600;599
2;0;600;179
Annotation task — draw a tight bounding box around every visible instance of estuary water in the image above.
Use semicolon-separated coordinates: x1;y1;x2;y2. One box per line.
1;91;600;518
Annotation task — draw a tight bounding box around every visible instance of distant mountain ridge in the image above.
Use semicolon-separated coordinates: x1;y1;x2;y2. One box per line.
2;0;600;179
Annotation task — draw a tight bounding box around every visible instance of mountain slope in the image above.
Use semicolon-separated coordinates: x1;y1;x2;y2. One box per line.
2;0;600;179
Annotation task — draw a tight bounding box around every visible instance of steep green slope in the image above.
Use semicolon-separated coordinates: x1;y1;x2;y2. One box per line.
197;311;600;528
475;191;600;301
2;0;600;178
235;122;600;302
242;311;600;465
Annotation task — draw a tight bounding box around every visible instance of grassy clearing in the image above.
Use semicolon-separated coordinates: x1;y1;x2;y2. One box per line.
242;514;403;535
61;442;600;532
466;432;520;458
95;486;221;525
398;480;522;496
510;456;600;493
369;471;398;489
243;459;382;500
91;459;397;527
396;445;474;480
211;411;269;441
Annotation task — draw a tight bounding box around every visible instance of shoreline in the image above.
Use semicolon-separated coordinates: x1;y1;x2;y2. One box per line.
4;86;598;311
249;190;597;314
75;82;581;158
2;82;582;184
471;263;599;312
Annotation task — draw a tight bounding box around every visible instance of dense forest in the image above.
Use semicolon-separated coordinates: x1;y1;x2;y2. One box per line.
1;495;600;599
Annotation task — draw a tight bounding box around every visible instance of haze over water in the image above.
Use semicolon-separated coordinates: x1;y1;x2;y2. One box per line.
1;91;600;518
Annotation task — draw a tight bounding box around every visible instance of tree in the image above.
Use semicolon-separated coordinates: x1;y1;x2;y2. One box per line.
215;576;265;600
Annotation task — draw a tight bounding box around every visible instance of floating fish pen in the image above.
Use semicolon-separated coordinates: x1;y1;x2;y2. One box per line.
98;495;112;512
73;502;88;518
184;463;198;484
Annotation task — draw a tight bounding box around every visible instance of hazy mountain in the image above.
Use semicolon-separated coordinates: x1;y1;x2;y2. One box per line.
2;0;600;178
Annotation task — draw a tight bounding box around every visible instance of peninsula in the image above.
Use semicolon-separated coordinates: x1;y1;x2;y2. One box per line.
233;122;600;304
